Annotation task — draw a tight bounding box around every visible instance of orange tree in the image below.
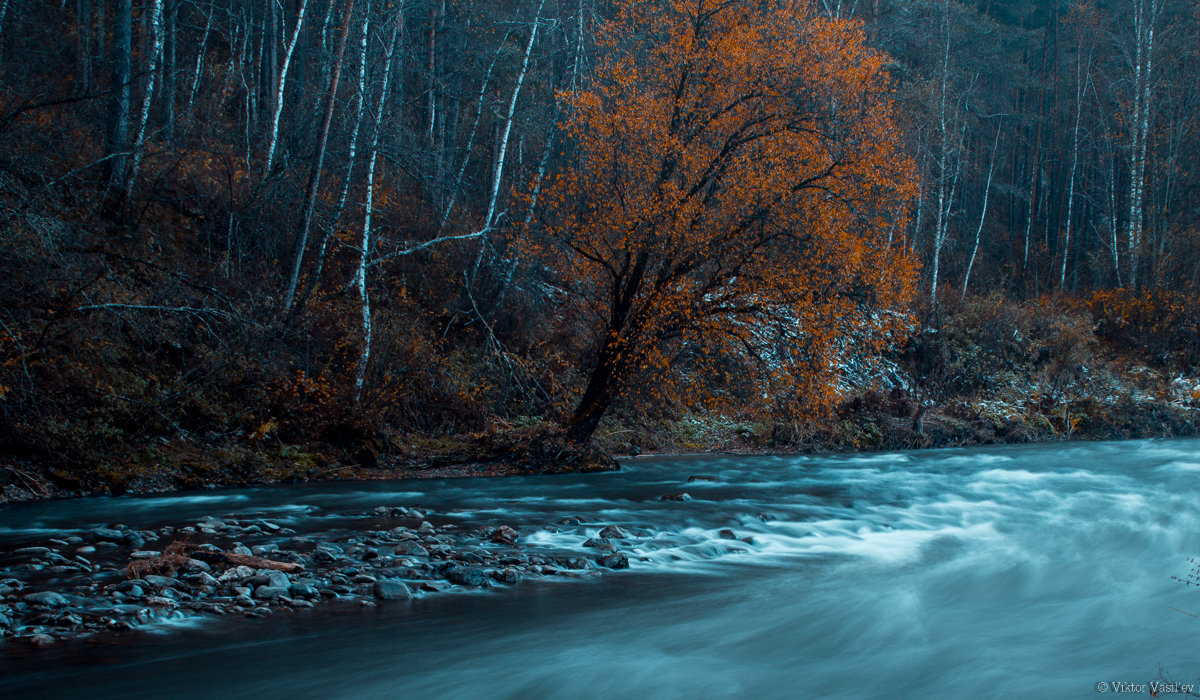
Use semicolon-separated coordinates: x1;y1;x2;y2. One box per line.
533;0;919;442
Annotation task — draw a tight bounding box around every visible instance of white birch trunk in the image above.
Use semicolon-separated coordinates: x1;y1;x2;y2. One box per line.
354;11;402;404
963;123;1001;299
440;43;504;230
1060;54;1090;290
123;0;165;199
302;3;372;309
186;0;214;119
481;0;545;234
262;0;310;177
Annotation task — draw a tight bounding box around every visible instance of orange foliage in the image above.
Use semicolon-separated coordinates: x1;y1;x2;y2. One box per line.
532;0;919;439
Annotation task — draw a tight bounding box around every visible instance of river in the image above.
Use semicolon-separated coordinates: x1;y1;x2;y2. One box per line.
2;438;1198;698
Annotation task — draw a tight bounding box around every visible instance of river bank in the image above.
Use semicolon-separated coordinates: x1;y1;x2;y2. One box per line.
3;385;1197;505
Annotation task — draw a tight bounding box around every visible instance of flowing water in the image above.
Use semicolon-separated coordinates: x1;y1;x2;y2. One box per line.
2;438;1199;698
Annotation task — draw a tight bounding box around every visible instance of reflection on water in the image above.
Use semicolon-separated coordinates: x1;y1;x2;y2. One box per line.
2;438;1200;698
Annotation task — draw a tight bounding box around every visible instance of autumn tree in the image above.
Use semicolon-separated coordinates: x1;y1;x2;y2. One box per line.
535;0;919;443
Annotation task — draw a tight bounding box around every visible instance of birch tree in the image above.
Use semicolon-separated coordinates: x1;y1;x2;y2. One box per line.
354;7;402;404
282;0;355;315
124;0;166;201
262;0;309;177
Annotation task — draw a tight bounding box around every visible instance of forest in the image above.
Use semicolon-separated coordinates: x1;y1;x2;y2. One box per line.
2;0;1200;499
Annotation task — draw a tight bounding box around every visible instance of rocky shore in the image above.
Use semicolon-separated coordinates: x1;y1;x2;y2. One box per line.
0;503;645;650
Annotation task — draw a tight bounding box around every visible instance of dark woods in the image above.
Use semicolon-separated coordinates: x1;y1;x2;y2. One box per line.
0;0;1198;496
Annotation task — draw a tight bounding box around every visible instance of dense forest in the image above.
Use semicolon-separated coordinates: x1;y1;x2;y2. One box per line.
1;0;1199;498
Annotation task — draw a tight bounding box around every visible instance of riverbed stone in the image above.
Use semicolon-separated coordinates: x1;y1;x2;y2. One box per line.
489;526;519;545
23;591;67;608
143;575;177;589
598;552;630;569
444;566;488;587
373;579;412;601
393;541;429;557
93;528;125;542
253;586;288;600
660;492;692;502
15;547;51;557
598;526;630;539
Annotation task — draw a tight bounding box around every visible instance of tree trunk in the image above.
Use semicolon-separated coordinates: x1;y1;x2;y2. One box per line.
124;0;166;202
354;7;402;404
105;0;133;197
262;0;310;177
1061;52;1089;290
299;1;375;310
963;122;1001;299
566;344;620;444
282;0;355;315
186;0;214;119
481;0;544;235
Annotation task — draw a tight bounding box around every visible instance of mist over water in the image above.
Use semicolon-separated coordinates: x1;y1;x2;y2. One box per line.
3;439;1199;698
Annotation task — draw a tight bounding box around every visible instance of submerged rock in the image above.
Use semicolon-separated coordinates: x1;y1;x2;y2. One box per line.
660;492;692;502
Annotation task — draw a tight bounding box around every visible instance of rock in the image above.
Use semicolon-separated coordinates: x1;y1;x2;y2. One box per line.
554;556;591;570
29;633;55;648
15;547;51;557
687;475;719;483
598;526;630;539
197;572;219;587
252;586;288;600
444;566;488;587
583;537;614;549
372;579;412;601
289;582;319;600
250;545;279;557
490;568;521;584
130;550;162;559
599;552;630;569
0;612;10;628
93;528;125;542
143;575;177;589
76;545;96;554
218;565;255;583
126;533;146;549
717;529;738;540
185;557;211;573
417;521;436;535
23;591;67;608
393;541;429;557
231;544;253;556
490;526;519;545
660;492;692;502
145;596;178;609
